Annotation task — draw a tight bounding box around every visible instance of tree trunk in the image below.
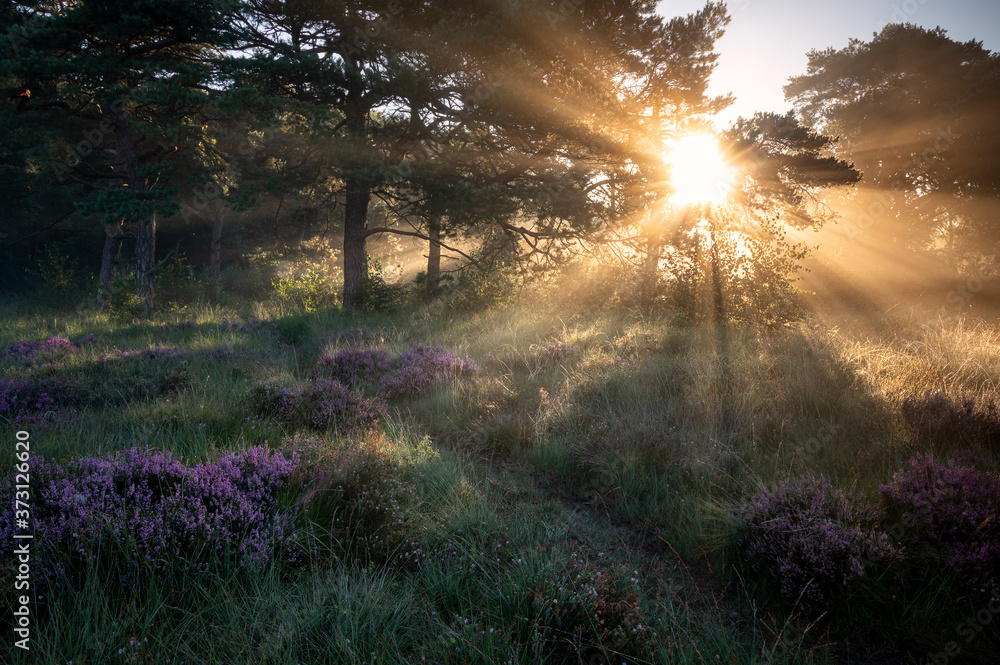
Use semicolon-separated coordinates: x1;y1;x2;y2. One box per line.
342;178;371;310
210;200;225;285
97;220;124;305
709;218;726;325
340;89;371;311
107;99;156;314
425;213;442;302
135;214;156;316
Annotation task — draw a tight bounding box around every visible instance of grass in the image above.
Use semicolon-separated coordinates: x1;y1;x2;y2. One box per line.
1;293;998;664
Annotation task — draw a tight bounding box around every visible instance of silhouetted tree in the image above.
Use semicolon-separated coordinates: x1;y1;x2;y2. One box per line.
785;24;1000;269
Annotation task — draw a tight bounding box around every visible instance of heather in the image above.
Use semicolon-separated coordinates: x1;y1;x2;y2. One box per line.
526;555;657;663
2;303;1000;663
880;453;1000;596
0;375;84;427
735;475;898;610
902;391;1000;448
0;446;300;585
251;378;386;431
317;343;478;398
284;432;422;561
0;334;95;365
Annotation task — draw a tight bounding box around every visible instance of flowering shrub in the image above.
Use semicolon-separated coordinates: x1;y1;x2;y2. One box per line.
284;434;417;560
880;454;1000;594
317;344;477;399
0;447;300;586
0;334;96;365
901;391;1000;448
736;475;899;609
0;375;83;426
319;348;393;387
528;557;655;663
252;379;385;431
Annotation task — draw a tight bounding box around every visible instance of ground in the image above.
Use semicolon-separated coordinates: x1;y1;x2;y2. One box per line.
1;294;998;664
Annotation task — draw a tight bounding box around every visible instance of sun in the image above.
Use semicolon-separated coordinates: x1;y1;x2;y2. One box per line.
667;134;735;206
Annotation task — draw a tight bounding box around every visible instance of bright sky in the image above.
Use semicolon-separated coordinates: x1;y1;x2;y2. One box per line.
658;0;1000;127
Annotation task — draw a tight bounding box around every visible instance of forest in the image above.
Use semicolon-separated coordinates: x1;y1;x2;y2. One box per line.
1;0;999;663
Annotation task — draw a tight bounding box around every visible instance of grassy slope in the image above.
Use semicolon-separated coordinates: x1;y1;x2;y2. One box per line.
1;297;998;664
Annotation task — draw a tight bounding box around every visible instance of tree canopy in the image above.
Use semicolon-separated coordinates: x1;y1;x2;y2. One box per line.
786;24;1000;269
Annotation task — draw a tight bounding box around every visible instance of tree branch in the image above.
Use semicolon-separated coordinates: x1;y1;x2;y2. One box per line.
364;226;475;262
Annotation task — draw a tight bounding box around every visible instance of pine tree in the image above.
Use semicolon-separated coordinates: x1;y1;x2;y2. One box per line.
0;0;238;312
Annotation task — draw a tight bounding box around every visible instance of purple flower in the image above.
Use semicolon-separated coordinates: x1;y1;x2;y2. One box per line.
0;376;81;426
0;446;303;587
902;391;1000;447
1;335;92;365
252;378;385;431
319;348;393;386
880;453;1000;594
314;343;477;399
736;475;899;608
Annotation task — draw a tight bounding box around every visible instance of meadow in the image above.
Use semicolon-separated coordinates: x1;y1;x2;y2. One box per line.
1;285;998;664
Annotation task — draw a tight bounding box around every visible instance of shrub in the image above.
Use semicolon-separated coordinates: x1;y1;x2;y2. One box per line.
446;241;522;312
272;265;340;312
269;239;343;312
252;378;385;431
901;391;1000;448
0;446;300;587
319;348;393;387
359;256;405;312
218;254;280;303
1;334;95;365
315;344;478;399
880;453;1000;595
284;434;418;560
528;557;656;663
26;244;89;306
380;344;478;398
0;375;84;426
735;475;899;610
155;252;204;309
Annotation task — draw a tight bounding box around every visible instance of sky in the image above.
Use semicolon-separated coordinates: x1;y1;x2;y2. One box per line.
658;0;1000;127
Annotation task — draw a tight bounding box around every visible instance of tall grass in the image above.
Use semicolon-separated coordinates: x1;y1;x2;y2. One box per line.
2;298;998;663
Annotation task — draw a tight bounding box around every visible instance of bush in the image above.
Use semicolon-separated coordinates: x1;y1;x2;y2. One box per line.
880;453;1000;596
26;244;90;306
269;239;343;312
735;475;898;610
1;334;95;366
359;256;405;312
155;252;204;309
0;447;301;587
0;375;85;427
284;434;418;560
380;344;478;398
528;556;656;663
272;265;340;312
316;344;478;399
318;348;394;387
218;254;280;303
901;391;1000;448
252;378;386;431
446;242;522;312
